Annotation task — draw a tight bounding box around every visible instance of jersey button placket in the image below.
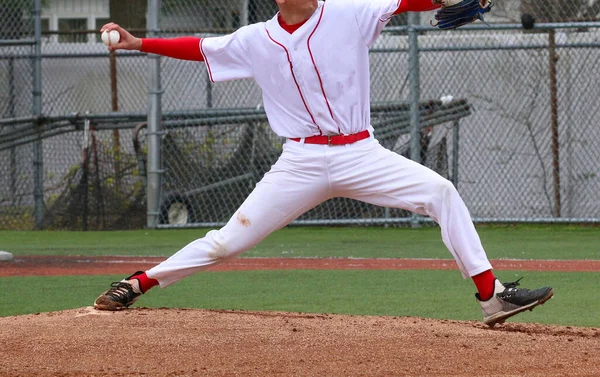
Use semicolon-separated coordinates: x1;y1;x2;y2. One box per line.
291;46;318;131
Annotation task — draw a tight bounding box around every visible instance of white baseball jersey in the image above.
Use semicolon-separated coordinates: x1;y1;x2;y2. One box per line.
200;0;401;138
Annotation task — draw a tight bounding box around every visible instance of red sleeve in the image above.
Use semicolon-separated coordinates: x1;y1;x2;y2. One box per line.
394;0;442;14
140;37;204;61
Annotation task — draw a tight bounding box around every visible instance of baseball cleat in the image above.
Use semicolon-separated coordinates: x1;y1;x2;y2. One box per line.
477;278;553;327
94;271;144;311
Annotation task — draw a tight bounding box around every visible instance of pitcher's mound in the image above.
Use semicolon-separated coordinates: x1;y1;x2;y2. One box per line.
1;307;598;376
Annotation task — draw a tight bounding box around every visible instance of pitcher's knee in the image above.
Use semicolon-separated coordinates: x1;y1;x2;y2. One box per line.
424;178;458;218
205;229;233;261
434;178;457;198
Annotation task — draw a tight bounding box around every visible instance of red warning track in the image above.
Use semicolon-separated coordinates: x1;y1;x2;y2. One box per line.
0;256;598;277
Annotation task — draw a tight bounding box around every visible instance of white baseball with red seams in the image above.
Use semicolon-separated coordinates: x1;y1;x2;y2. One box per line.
146;0;493;287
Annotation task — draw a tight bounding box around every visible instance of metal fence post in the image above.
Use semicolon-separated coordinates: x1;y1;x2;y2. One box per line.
548;28;561;218
32;0;44;229
407;12;421;228
146;0;163;228
8;57;17;205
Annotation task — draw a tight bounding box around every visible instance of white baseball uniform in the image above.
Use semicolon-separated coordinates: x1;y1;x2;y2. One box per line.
146;0;493;287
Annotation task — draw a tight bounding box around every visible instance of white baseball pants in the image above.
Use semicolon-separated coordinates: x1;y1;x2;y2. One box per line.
147;135;492;287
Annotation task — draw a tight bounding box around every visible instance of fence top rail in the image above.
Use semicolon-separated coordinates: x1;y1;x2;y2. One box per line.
384;21;600;33
0;39;36;47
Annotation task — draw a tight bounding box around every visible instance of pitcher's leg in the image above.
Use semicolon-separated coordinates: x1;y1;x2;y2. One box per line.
422;174;492;278
146;151;331;287
94;145;332;310
336;141;553;326
147;181;329;287
337;142;491;278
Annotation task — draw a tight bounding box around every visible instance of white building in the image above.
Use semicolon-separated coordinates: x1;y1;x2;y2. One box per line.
41;0;109;43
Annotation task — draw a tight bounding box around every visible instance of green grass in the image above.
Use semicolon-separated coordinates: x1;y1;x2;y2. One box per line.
1;225;598;326
1;270;597;327
1;224;599;260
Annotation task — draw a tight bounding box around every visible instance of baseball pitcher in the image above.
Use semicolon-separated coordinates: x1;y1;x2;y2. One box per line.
95;0;552;327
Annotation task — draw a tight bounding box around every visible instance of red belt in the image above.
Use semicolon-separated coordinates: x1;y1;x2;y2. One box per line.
290;130;370;146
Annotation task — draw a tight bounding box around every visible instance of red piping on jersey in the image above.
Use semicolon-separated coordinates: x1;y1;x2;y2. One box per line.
306;4;340;134
266;28;321;133
199;38;214;82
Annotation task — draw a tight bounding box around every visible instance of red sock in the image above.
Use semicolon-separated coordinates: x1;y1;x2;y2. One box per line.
472;270;496;300
132;272;159;293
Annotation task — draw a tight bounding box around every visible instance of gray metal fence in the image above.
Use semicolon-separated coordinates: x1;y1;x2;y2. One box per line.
1;0;599;230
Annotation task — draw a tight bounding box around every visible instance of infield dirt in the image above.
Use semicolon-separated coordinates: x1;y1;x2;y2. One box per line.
1;256;599;376
1;307;599;376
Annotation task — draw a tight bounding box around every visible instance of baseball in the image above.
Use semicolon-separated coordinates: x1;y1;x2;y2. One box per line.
440;95;454;105
101;30;120;46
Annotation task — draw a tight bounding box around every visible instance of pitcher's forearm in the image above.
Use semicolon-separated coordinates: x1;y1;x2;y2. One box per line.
141;37;204;61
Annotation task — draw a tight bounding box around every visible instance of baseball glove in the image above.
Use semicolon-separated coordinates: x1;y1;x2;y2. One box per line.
431;0;494;30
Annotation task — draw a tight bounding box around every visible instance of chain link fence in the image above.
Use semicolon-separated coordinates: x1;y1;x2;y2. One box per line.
1;0;599;230
417;25;600;220
1;0;35;229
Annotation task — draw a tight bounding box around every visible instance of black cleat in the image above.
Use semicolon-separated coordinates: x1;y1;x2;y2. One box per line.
476;278;554;327
94;271;144;311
